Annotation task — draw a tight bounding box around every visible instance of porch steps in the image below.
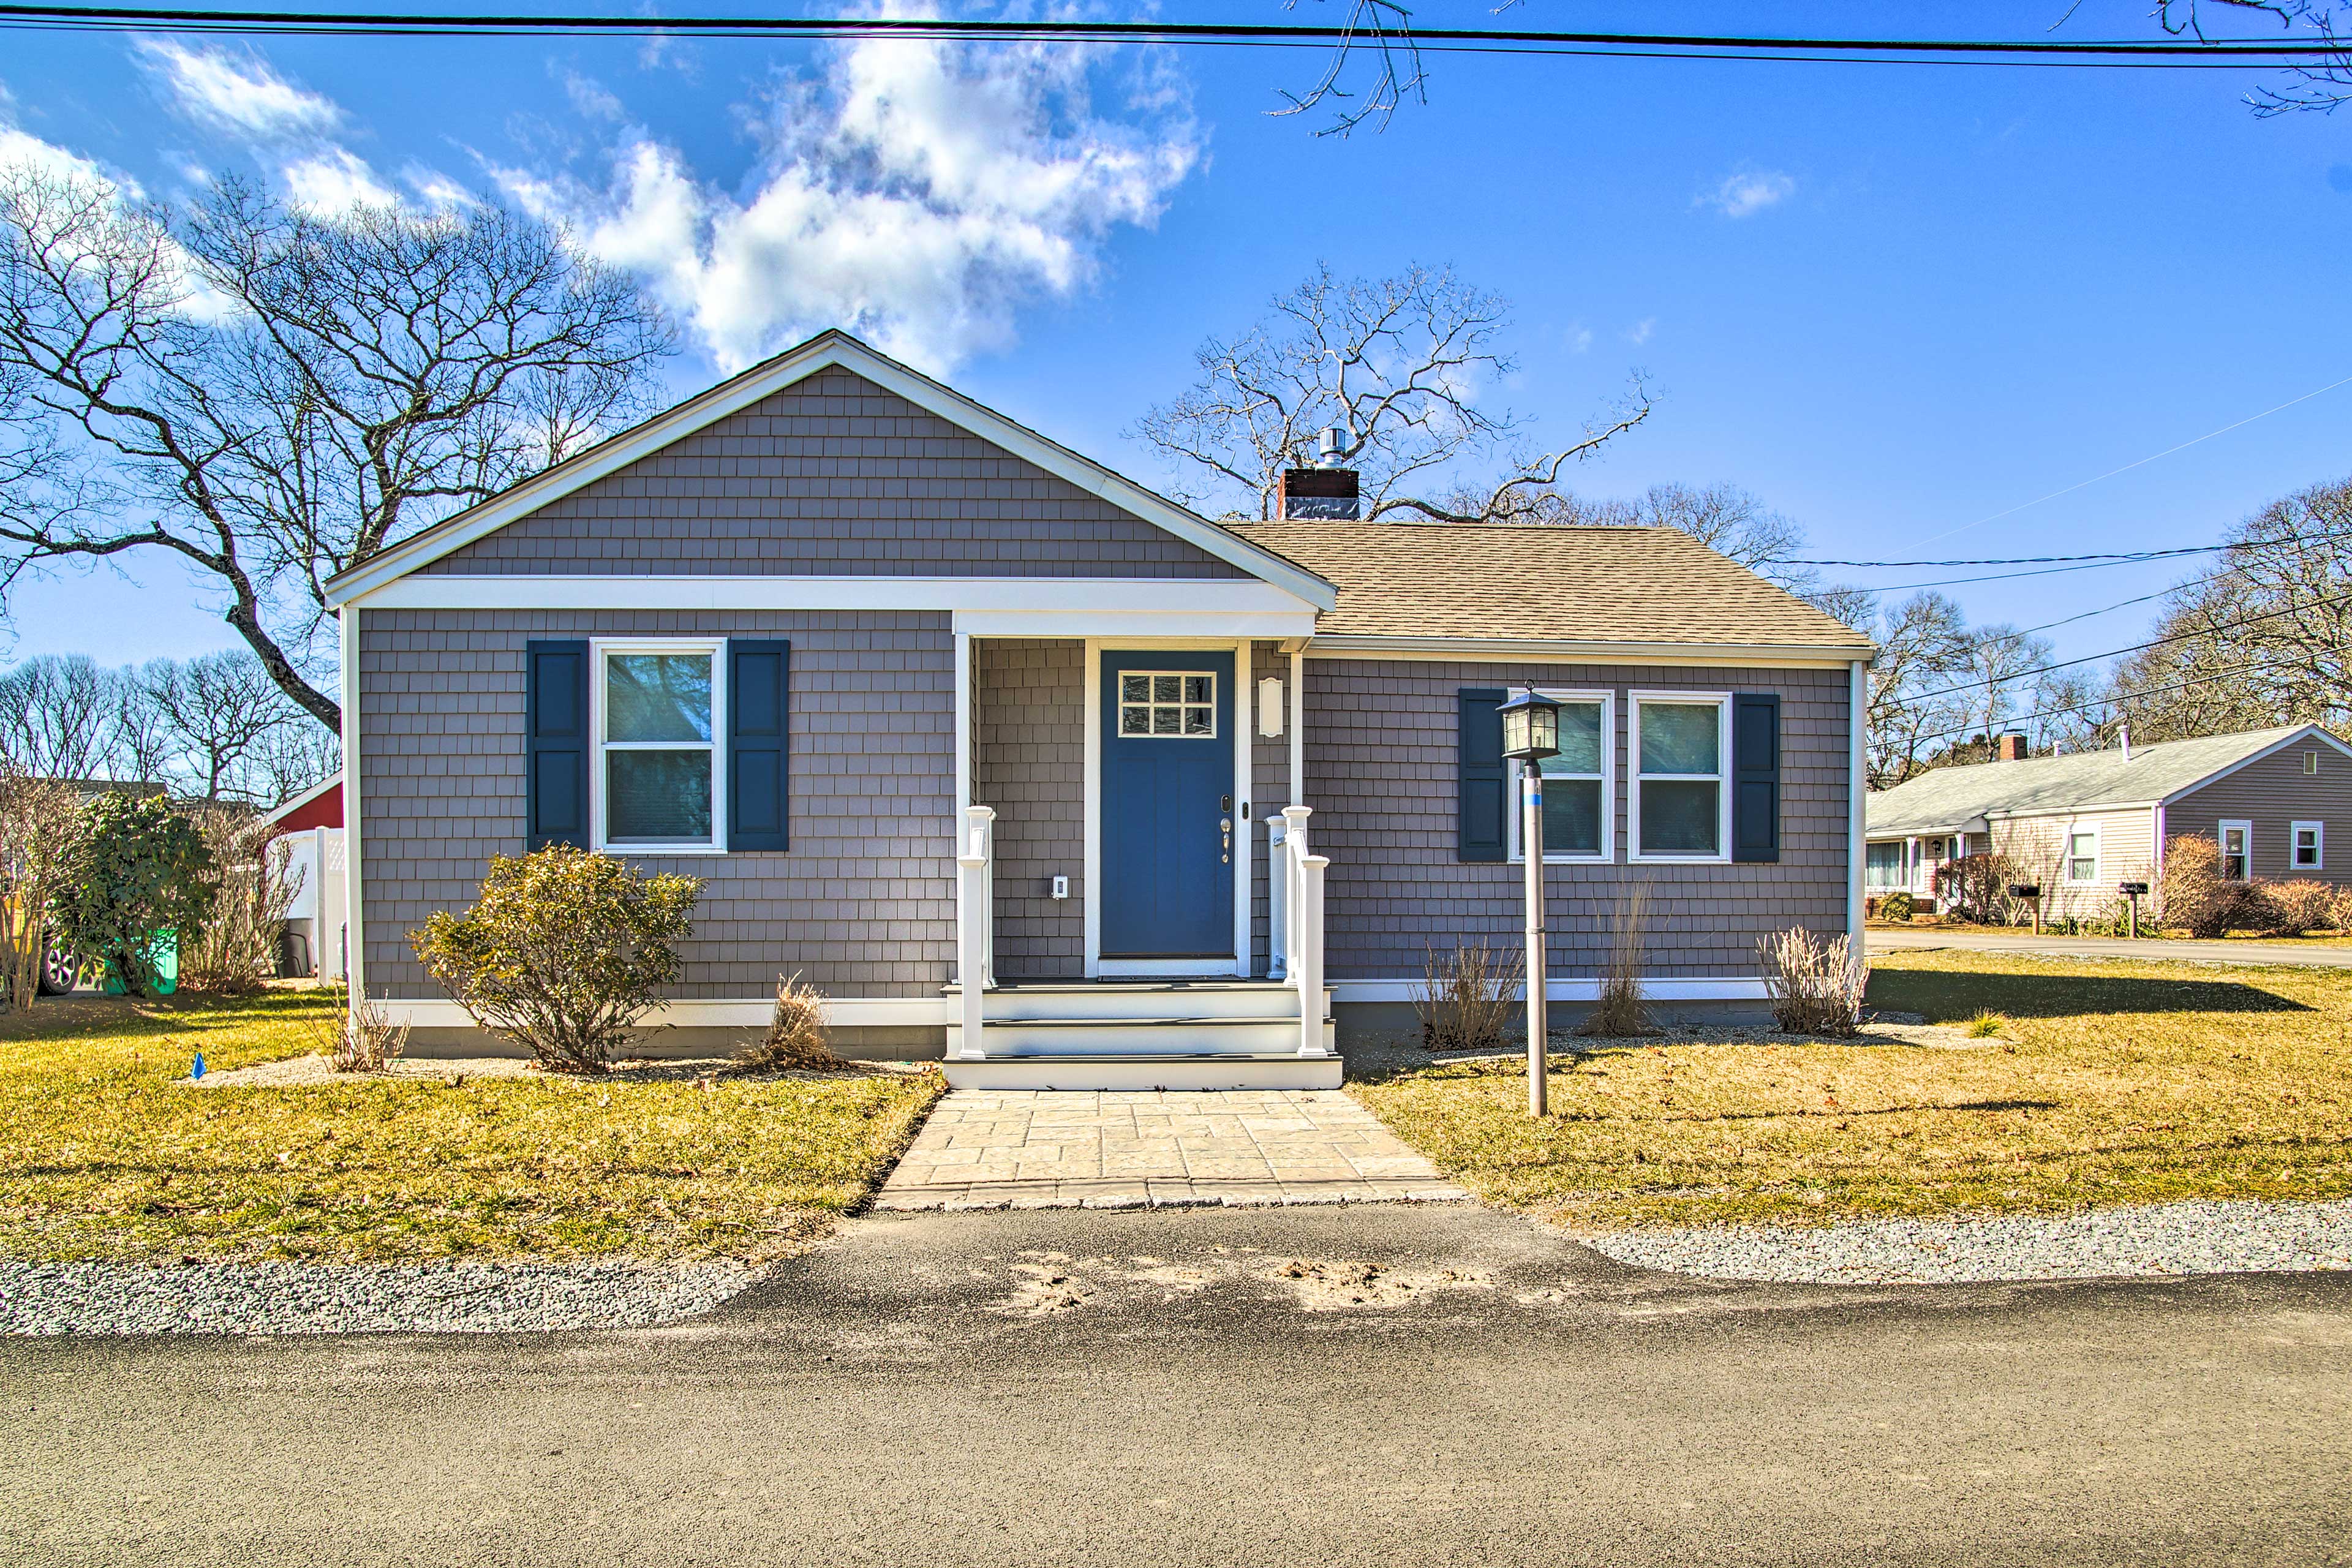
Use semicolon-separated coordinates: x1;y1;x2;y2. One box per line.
941;980;1341;1090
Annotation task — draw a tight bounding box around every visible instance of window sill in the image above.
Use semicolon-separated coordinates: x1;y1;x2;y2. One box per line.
1628;851;1731;866
1510;853;1616;867
598;844;728;857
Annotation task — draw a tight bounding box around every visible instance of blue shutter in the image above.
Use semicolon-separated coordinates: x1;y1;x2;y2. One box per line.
1732;692;1781;864
526;639;589;850
1458;687;1508;862
728;639;790;852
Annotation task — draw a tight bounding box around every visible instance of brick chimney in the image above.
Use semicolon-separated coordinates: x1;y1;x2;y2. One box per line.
1276;424;1360;519
1997;732;2030;763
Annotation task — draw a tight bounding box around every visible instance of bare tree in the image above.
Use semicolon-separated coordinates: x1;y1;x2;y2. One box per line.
2108;476;2352;739
1133;261;1650;523
1862;592;1975;788
0;166;673;733
2147;0;2352;113
1272;0;1427;135
0;654;119;779
138;651;304;802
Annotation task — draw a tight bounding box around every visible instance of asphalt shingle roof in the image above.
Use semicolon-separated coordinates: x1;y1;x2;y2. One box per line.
1865;726;2323;836
1226;521;1875;651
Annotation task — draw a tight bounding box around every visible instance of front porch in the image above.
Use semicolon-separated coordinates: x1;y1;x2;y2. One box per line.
950;631;1338;1089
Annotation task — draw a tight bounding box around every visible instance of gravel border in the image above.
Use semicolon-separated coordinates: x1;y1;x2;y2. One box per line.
1582;1198;2352;1284
0;1258;760;1336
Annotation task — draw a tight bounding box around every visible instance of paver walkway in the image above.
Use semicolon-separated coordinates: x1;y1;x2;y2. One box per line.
875;1088;1469;1210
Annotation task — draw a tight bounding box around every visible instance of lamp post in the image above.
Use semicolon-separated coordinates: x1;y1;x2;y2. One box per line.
1498;687;1562;1117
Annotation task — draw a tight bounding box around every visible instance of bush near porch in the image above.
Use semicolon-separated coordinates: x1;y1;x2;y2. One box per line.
1351;949;2352;1232
0;989;940;1262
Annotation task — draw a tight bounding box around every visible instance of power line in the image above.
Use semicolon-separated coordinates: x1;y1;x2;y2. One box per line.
1899;589;2352;704
1796;542;2245;569
0;4;2348;65
1905;655;2310;747
1809;526;2352;590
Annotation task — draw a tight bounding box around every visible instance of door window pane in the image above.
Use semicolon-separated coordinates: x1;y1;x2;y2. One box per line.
1642;780;1720;855
1639;703;1719;774
606;750;712;842
1116;671;1215;739
606;654;712;743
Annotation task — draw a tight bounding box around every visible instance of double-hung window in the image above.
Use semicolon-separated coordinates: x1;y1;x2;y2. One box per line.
595;641;725;853
2065;827;2098;884
1630;693;1730;862
1866;841;1906;891
1508;692;1613;862
2219;820;2252;882
2293;821;2324;870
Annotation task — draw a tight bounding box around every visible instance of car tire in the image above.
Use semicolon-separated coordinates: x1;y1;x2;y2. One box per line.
37;939;78;995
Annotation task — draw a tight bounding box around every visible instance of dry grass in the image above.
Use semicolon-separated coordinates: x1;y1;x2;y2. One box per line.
1413;940;1522;1052
734;972;851;1072
1760;927;1864;1037
1577;887;1654;1039
0;987;941;1262
1351;949;2352;1231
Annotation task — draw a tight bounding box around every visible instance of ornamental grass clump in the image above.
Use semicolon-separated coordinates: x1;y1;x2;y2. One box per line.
1577;887;1656;1039
1760;925;1866;1038
1413;938;1523;1054
410;845;701;1074
735;971;851;1072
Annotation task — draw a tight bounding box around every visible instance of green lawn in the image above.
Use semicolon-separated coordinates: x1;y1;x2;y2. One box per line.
0;989;941;1262
1351;949;2352;1232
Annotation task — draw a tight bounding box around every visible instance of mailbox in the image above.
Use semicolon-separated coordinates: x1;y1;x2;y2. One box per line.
2007;883;2041;900
2119;880;2150;895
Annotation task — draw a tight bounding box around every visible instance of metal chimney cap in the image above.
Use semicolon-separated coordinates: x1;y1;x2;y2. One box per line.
1316;425;1350;467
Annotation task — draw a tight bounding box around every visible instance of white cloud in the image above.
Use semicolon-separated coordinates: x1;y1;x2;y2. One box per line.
494;29;1200;372
1699;167;1795;219
401;164;476;210
281;147;397;214
137;42;343;143
1565;323;1593;355
561;69;625;123
1625;318;1656;346
0;121;119;188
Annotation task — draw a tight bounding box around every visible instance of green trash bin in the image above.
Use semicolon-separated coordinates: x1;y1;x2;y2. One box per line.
101;930;178;997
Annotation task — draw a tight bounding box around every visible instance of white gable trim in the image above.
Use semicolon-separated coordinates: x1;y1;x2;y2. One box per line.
2156;724;2352;805
322;330;1337;612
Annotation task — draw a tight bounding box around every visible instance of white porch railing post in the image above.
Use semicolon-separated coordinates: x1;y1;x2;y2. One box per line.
1296;854;1327;1058
1280;805;1313;992
1267;817;1289;979
957;805;997;1060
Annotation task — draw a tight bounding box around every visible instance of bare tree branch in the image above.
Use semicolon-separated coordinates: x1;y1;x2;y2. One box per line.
1272;0;1428;136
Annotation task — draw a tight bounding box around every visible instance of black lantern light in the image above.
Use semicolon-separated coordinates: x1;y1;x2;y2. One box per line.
1497;687;1562;763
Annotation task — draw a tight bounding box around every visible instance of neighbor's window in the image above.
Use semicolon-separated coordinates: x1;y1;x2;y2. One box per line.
2306;750;2321;777
2293;821;2324;870
1866;840;1905;891
2066;829;2098;884
599;643;722;851
2220;821;2252;882
1632;695;1727;860
1118;672;1215;738
1511;693;1611;861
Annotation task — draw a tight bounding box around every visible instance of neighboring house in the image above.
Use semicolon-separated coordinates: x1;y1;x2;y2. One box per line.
1866;725;2352;918
322;330;1874;1088
258;774;347;982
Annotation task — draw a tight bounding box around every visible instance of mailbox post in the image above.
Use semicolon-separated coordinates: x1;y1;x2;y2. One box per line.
2008;882;2044;936
2119;880;2150;940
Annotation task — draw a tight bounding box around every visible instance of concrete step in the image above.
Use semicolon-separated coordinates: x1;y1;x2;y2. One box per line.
941;1053;1344;1091
946;1016;1336;1057
944;979;1330;1023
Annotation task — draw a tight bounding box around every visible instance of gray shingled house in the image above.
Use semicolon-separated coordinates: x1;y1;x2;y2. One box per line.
323;331;1875;1088
1866;723;2352;919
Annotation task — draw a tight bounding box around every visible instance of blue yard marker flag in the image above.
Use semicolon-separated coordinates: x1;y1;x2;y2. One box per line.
190;1052;205;1081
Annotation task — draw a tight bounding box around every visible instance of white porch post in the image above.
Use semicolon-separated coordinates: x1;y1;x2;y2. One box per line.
956;805;995;1060
1267;816;1290;979
1280;805;1321;1056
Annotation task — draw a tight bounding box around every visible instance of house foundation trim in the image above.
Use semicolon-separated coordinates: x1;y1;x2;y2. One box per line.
382;997;953;1030
1332;978;1774;1004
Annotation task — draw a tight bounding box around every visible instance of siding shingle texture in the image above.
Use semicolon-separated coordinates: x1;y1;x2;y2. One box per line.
972;638;1085;976
1303;659;1855;979
423;367;1248;579
2170;741;2352;885
359;609;955;1000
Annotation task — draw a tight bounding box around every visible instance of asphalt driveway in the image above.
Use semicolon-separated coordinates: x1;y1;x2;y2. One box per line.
8;1204;2350;1566
1870;925;2352;967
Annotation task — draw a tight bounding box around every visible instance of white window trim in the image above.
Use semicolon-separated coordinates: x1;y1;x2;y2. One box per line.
2292;820;2324;871
1507;689;1615;865
590;637;729;856
2219;819;2253;882
2064;823;2100;886
1628;690;1733;865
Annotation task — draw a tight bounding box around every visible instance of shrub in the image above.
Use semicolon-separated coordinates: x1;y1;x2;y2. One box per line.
2331;886;2352;934
176;806;296;995
1577;886;1656;1038
410;845;701;1074
47;793;217;998
2258;880;2337;938
1876;891;1915;924
2160;835;2259;938
1933;853;2018;925
0;766;79;1012
1760;926;1865;1037
735;972;851;1071
1962;1011;2005;1039
308;988;411;1073
1414;938;1523;1053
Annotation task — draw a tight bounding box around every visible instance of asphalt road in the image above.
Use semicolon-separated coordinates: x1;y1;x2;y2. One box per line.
8;1204;2351;1567
1870;925;2352;968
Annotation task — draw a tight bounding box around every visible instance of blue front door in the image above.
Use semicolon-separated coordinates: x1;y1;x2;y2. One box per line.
1100;650;1235;960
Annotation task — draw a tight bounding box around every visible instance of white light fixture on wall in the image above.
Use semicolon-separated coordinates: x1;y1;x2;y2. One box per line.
1258;677;1285;737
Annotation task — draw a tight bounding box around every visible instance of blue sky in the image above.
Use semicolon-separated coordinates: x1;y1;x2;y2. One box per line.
3;1;2349;673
